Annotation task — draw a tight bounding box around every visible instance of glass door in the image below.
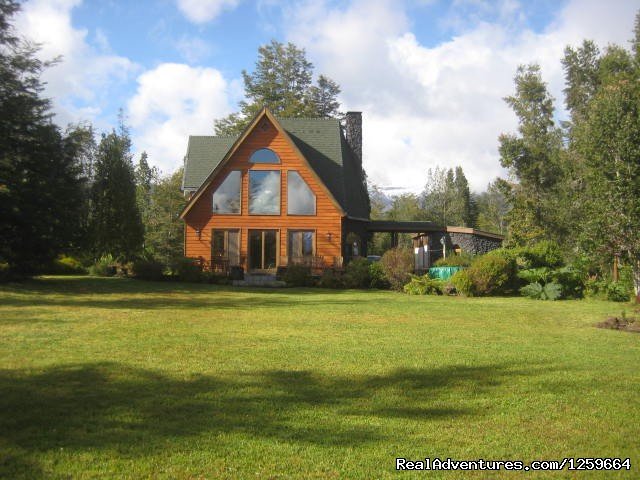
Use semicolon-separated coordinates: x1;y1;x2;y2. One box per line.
248;230;278;271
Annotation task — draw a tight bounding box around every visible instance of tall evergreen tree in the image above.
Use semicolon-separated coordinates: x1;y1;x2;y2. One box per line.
134;151;158;243
144;168;186;267
498;64;564;245
90;128;143;260
0;0;86;273
214;40;342;135
573;39;640;300
475;180;510;234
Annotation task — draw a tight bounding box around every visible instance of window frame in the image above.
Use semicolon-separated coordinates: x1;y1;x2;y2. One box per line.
287;170;317;216
248;169;281;216
249;148;281;164
212;170;242;215
288;229;316;264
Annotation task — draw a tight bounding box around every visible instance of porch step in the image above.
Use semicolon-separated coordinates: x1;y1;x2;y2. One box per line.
233;273;286;288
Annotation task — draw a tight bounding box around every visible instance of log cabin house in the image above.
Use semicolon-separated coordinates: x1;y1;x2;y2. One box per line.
180;107;503;277
179;108;370;275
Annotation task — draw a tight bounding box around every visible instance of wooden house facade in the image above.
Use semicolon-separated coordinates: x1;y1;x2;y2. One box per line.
180;108;370;274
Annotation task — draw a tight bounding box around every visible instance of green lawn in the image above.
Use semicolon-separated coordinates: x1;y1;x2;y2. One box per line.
0;277;638;479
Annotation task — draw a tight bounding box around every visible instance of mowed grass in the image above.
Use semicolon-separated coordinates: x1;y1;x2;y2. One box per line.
0;277;638;479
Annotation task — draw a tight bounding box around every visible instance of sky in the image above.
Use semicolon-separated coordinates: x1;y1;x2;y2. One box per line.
14;0;640;193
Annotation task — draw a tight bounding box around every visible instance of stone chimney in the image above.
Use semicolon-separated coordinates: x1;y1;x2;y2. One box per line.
344;111;362;167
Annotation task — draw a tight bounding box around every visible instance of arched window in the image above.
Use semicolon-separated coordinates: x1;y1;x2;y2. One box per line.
250;148;280;164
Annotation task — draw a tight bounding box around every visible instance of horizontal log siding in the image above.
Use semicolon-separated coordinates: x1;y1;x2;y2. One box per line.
184;118;343;269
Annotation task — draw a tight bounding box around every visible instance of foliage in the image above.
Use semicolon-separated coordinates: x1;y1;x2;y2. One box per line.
475;180;510;235
380;247;414;291
605;282;631;303
89;254;117;277
403;275;444;295
520;282;562;301
573;41;640;302
90;125;144;261
214;41;341;135
342;257;371;289
421;166;477;227
130;256;164;281
466;251;518;296
0;1;88;274
451;269;474;296
48;255;87;275
498;64;565;246
434;252;474;267
369;261;390;289
172;257;202;283
318;269;343;289
143;168;186;268
134;151;159;236
283;265;312;287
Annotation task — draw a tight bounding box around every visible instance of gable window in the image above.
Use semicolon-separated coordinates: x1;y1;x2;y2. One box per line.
212;170;241;214
287;171;316;215
250;148;280;164
249;170;280;215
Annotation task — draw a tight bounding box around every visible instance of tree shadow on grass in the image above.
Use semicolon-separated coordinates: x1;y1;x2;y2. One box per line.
0;277;375;313
0;362;551;478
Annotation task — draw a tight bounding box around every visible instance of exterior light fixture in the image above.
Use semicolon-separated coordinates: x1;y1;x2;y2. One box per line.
195;228;201;240
326;232;332;242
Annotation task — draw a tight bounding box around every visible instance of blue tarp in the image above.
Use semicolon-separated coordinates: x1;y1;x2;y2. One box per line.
428;266;464;280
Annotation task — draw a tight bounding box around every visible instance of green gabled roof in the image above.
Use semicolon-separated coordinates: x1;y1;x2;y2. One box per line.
182;115;370;219
182;136;236;190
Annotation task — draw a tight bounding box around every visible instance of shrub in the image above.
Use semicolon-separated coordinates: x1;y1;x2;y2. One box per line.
513;241;564;269
403;275;444;295
467;251;517;296
606;282;631;302
319;269;343;289
343;257;371;289
451;269;474;296
380;247;414;291
173;257;202;282
48;255;87;275
518;266;584;300
283;265;313;287
584;278;630;302
433;252;474;267
130;258;164;281
89;254;117;277
369;261;390;289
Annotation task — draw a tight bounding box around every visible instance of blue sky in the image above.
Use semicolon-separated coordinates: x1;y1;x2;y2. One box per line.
15;0;640;192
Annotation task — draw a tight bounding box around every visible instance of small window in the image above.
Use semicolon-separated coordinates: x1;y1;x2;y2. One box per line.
287;171;316;215
212;171;241;214
249;170;280;215
250;148;280;164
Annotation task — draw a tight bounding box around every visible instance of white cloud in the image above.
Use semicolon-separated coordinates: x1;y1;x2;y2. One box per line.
176;0;240;24
16;0;137;127
127;63;233;175
285;0;638;193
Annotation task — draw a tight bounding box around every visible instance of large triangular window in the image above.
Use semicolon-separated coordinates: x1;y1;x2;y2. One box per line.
287;171;316;215
212;171;241;214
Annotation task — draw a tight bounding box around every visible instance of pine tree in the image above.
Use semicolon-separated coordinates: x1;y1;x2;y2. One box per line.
135;151;158;244
0;0;86;273
214;41;342;135
144;168;186;267
90;128;143;260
